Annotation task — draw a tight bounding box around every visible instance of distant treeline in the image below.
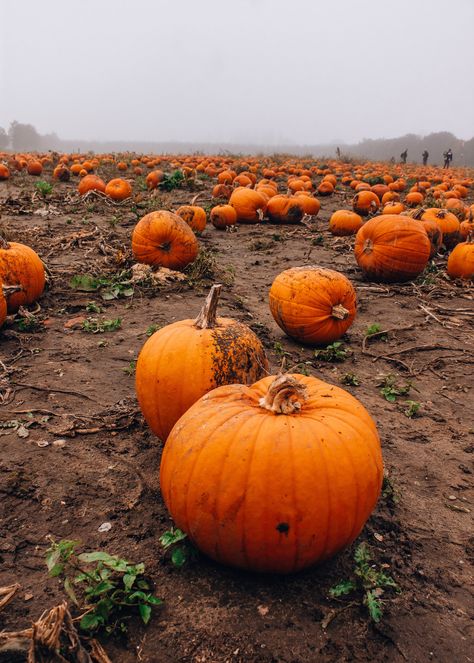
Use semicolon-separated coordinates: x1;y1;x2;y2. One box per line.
1;122;473;167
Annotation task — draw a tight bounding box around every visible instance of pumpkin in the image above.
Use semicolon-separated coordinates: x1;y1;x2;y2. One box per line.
146;170;164;189
293;192;320;216
459;216;474;240
136;284;268;441
266;195;304;224
329;210;363;236
27;160;42;176
53;164;70;182
229;187;267;223
353;191;380;216
0;284;22;327
382;201;405;215
421;209;460;249
132;210;199;270
212;183;233;200
269;266;356;345
160;372;383;573
210;205;237;230
354;215;431;283
447;237;474;280
175;205;207;232
405;192;424;207
105;178;132;201
0;164;10;180
77;174;106;195
0;237;45;312
317;180;334;196
420;218;443;258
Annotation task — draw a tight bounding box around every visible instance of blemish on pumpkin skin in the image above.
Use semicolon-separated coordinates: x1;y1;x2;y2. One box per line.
276;522;290;536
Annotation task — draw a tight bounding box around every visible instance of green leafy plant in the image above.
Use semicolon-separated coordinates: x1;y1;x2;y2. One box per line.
45;539;162;635
184;248;217;284
35;180;53;196
314;341;350;362
329;542;399;622
70;271;134;300
86;301;103;314
381;474;399;506
379;375;412;402
159;528;197;567
365;323;383;337
273;341;291;358
82;318;122;334
404;400;421;418
341;372;360;386
160;170;185;191
311;234;324;246
16;314;41;332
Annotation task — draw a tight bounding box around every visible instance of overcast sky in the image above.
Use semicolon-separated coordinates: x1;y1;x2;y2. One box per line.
1;0;473;145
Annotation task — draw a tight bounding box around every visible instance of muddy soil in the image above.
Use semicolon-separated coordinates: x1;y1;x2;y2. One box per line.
0;166;473;662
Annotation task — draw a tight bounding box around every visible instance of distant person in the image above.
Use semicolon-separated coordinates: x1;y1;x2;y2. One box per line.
422;150;429;166
443;148;453;169
336;146;341;159
400;149;408;164
389;156;395;164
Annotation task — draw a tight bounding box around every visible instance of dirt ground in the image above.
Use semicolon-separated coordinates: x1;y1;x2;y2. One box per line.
0;165;473;663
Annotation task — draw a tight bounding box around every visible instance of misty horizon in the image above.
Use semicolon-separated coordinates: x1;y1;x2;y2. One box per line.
1;0;473;147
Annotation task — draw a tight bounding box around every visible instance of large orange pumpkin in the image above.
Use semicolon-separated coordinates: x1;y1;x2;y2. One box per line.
0;237;45;312
160;372;383;573
229;187;267;223
353;191;380;216
447;237;474;280
421;209;460;249
132;210;199;270
354;215;431;283
77;174;106;195
136;284;268;441
269;266;356;345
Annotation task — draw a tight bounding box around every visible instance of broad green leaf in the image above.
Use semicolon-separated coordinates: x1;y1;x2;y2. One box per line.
85;580;115;597
70;275;100;292
171;546;187;567
123;573;136;591
139;603;152;624
365;590;383;622
64;578;78;605
80;613;103;632
159;529;187;549
78;551;117;563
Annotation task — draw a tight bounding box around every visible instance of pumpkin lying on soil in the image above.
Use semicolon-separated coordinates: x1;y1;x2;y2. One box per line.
354;215;431;283
175;205;207;232
329;210;363;236
105;178;132;201
447;237;474;280
266;195;304;224
210;205;237;230
132;210;199;270
229;187;267;223
269;266;356;345
136;284;268;441
0;237;45;312
160;372;383;573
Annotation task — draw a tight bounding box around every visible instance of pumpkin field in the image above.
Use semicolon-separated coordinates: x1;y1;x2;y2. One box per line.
0;153;473;662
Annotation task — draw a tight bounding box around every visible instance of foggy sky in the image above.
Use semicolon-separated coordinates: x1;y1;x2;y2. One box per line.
1;0;473;146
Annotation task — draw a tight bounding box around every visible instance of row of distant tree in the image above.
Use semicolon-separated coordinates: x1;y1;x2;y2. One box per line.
1;122;474;166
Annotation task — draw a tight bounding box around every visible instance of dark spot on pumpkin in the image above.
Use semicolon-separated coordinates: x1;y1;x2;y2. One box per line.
276;522;290;535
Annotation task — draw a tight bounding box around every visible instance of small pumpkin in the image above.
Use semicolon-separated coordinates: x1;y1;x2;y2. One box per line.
447;237;474;280
269;266;356;345
136;284;268;441
354;215;430;283
27;160;42;176
53;164;70;182
0;237;45;312
77;174;106;195
421;208;460;249
293;192;320;216
0;164;11;180
229;187;267;223
160;372;383;573
132;210;199;270
105;178;132;201
175;205;207;233
146;170;164;189
353;191;380;216
329;210;363;236
210;205;237;230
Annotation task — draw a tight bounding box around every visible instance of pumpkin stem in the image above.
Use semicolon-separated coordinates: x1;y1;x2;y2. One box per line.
194;284;222;329
332;304;350;320
0;236;10;249
259;374;308;415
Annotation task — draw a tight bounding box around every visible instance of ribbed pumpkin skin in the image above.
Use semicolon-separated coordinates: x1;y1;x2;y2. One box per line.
354;215;430;283
160;374;383;574
266;195;304;224
175;205;207;232
0;241;45;312
132;211;199;270
269;266;356;345
136;318;268;441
